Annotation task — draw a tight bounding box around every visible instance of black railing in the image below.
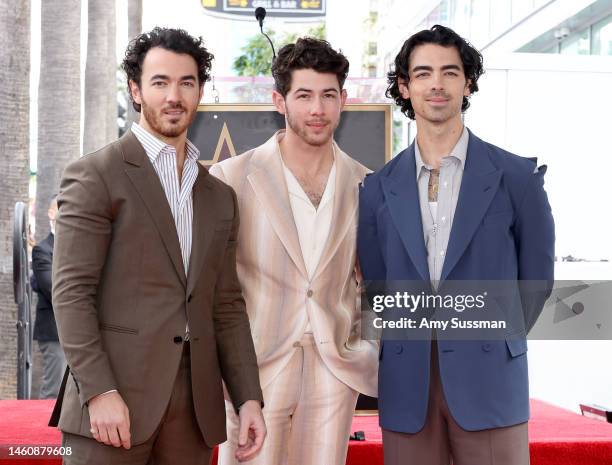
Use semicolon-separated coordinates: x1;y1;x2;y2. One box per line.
13;201;32;399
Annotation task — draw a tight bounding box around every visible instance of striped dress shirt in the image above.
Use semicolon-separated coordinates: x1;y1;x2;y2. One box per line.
415;126;468;287
94;123;200;397
131;123;200;274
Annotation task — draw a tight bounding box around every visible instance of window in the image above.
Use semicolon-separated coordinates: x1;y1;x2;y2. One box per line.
560;29;590;55
511;0;534;24
470;0;492;45
541;43;559;54
591;14;612;55
490;0;512;37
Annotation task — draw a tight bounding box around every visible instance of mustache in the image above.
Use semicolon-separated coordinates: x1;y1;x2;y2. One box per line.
162;103;186;111
426;91;451;99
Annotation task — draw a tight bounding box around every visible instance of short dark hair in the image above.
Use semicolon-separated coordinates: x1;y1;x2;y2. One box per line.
386;24;484;119
272;37;349;97
122;27;214;112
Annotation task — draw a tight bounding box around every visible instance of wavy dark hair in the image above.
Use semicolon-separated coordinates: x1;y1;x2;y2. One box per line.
122;27;214;112
386;24;484;119
272;37;349;97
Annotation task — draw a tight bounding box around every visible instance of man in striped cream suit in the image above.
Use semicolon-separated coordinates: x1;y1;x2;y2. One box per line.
210;38;378;465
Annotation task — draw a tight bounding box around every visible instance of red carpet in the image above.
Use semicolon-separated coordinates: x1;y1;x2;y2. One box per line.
0;399;611;464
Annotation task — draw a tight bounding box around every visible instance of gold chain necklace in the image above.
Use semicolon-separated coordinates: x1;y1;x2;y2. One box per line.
428;169;440;202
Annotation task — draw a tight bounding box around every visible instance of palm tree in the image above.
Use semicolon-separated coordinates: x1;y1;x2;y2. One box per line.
83;0;116;155
106;3;117;143
128;0;142;46
35;0;81;241
126;0;142;128
0;0;31;398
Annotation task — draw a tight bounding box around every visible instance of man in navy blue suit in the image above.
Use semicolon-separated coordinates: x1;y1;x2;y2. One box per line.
358;25;554;465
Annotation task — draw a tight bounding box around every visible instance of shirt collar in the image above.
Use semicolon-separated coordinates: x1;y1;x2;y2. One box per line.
415;125;469;180
278;133;337;207
131;122;200;164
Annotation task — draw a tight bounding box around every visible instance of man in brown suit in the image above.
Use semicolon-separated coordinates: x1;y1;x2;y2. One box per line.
50;27;265;465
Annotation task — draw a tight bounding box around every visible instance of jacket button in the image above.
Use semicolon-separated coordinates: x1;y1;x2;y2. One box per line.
482;343;492;352
187;294;193;303
307;289;313;297
173;336;183;344
394;344;403;354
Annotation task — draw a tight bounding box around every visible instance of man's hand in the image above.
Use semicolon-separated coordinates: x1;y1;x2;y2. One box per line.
235;400;266;462
88;391;131;449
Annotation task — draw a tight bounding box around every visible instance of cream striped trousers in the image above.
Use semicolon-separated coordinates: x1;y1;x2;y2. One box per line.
219;333;359;465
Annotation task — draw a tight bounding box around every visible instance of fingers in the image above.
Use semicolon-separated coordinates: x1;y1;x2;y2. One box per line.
88;392;131;449
236;419;266;462
91;422;122;447
118;418;132;450
94;423;110;445
107;425;122;448
235;401;266;461
235;431;257;462
252;420;265;450
237;413;249;447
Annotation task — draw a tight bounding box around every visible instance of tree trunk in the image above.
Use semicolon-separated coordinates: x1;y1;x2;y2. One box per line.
107;1;117;142
35;0;81;242
128;0;142;41
0;0;31;398
126;0;142;128
83;0;116;155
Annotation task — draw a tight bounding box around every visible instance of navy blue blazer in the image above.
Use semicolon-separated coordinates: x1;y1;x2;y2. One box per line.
358;129;554;433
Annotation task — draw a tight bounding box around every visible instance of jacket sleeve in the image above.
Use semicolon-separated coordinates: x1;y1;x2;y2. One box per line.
357;175;387;289
514;165;555;333
212;186;263;412
52;158;118;406
32;243;53;303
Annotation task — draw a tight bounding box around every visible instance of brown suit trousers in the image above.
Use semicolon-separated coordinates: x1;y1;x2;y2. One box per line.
382;341;529;465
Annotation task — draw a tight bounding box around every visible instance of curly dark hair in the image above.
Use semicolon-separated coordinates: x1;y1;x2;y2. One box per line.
272;37;349;97
386;24;484;119
122;27;214;112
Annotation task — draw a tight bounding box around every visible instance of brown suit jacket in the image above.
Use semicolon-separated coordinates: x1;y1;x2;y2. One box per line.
50;130;263;447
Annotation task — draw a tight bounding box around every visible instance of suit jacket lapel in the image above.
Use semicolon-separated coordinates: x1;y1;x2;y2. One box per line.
120;130;187;288
381;144;430;283
186;164;215;295
247;133;308;279
311;143;360;282
440;131;502;282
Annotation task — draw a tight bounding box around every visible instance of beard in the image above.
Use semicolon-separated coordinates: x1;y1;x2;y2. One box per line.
416;91;463;124
140;97;197;139
422;106;459;123
285;107;337;147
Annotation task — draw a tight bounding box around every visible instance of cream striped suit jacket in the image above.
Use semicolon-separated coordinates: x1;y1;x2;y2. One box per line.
209;131;378;397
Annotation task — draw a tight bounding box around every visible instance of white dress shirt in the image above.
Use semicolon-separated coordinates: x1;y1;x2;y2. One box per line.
281;153;336;333
132;122;200;274
132;123;199;340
